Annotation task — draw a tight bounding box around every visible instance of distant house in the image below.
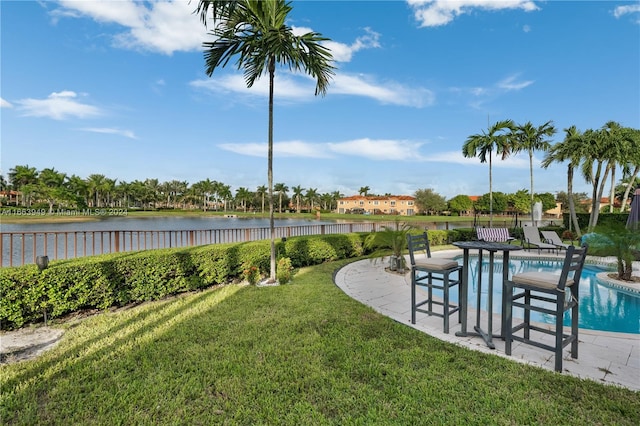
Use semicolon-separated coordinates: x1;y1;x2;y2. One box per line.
580;197;629;213
0;190;19;206
336;195;416;216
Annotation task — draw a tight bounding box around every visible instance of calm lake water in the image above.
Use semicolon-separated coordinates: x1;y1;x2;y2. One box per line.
1;216;337;232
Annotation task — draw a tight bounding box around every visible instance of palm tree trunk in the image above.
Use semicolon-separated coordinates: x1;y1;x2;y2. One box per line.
620;166;639;212
592;164;610;229
609;165;616;213
567;165;581;236
529;151;535;226
588;162;604;229
268;58;276;282
489;153;493;227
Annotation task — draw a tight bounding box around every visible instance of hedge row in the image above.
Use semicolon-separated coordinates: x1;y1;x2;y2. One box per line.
0;233;366;330
0;228;484;330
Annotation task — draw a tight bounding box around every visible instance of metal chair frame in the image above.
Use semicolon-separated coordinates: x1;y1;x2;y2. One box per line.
504;244;588;372
407;232;462;333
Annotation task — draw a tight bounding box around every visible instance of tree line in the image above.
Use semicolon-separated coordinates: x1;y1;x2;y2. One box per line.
3;163;635;222
0;168;346;214
461;120;639;233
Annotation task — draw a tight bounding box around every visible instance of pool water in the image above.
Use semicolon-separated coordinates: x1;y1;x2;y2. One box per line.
456;257;640;334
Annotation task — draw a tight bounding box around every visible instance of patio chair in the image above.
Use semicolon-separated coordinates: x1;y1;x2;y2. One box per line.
540;230;572;252
521;226;557;254
504;244;588;372
407;232;462;333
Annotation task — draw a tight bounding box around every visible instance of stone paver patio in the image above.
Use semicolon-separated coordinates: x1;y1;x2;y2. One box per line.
334;249;640;391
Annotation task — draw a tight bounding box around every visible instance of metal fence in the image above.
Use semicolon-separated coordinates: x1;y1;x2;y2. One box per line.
1;222;395;267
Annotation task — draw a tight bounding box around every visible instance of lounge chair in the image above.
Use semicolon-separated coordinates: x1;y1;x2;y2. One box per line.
540;230;572;251
521;226;557;254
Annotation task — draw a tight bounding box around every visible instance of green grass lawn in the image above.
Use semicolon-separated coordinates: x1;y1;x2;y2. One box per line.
1;259;638;425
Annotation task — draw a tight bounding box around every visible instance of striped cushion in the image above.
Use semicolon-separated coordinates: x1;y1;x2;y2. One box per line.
512;272;574;290
414;258;460;271
477;228;512;242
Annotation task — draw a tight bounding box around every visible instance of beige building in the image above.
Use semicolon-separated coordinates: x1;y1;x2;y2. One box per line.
336;195;416;216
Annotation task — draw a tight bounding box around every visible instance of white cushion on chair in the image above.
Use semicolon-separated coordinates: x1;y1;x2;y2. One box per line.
512;272;574;290
414;258;459;271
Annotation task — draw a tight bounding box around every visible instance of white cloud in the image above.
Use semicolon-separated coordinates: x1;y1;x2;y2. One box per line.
219;141;330;158
78;127;137;139
51;1;381;58
53;0;207;55
431;150;529;168
16;91;102;120
408;0;539;27
452;73;533;109
1;98;13;108
313;27;381;62
328;138;426;160
497;73;534;91
191;71;434;107
613;4;640;18
190;73;315;102
54;0;143;27
332;73;435;107
216;136;531;167
219;138;427;161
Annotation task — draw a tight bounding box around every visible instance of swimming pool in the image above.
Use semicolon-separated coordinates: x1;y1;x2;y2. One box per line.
456;257;640;334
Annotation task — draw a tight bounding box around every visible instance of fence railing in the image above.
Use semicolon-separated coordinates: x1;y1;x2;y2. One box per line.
1;222;396;267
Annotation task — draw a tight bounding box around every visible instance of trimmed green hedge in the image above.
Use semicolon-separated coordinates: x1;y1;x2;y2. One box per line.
0;233;366;330
0;229;484;330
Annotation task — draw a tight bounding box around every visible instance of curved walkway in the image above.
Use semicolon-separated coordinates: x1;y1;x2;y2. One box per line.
334;249;639;392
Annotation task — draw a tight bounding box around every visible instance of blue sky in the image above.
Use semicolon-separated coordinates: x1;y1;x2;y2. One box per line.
2;0;639;200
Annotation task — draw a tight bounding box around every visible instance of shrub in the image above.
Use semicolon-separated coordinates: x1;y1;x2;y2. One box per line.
242;265;261;285
0;230;464;330
276;257;293;284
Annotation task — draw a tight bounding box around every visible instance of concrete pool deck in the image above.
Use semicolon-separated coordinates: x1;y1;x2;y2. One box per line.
333;249;640;392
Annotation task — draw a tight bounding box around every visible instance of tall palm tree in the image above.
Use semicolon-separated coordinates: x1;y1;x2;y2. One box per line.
86;174;108;208
218;184;232;212
462;119;515;227
305;187;318;210
38;168;69;213
114;180;131;209
619;128;640;212
602;121;625;213
358;186;370;196
292;184;304;213
541;126;585;236
192;179;214;210
581;126;621;229
511;120;556;225
8;164;38;206
256;185;267;214
235;187;252;212
320;192;333;210
331;190;343;211
67;174;89;208
144;178;160;210
273;183;288;213
200;0;334;282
